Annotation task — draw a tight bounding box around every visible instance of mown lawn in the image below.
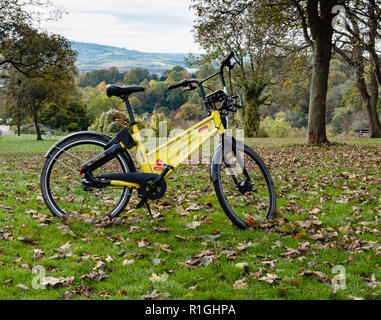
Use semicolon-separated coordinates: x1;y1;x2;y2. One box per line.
0;134;380;300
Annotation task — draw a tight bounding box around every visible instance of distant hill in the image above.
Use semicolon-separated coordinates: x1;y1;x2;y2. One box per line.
71;41;193;74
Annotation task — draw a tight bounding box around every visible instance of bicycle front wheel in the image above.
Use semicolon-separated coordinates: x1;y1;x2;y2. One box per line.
212;143;276;229
40;133;135;219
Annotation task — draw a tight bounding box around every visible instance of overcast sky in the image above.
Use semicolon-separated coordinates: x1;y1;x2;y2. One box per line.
43;0;201;53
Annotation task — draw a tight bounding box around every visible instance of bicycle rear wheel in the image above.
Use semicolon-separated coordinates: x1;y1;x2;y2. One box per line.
40;133;135;219
212;143;276;229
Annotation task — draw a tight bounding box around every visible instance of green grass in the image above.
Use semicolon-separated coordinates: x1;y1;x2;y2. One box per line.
0;134;380;300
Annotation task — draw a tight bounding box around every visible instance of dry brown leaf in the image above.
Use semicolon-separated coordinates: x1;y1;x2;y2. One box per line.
184;221;202;230
41;276;74;287
298;270;330;284
258;273;281;284
55;223;77;237
233;277;248;289
56;242;72;253
249;268;264;278
33;249;44;261
17;283;30;290
279;247;300;258
80;270;108;281
149;272;169;282
141;290;170;300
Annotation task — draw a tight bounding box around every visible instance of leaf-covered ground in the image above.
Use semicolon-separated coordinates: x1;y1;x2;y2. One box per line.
0;135;380;300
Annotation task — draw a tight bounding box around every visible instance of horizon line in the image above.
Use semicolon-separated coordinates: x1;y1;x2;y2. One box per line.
71;40;203;56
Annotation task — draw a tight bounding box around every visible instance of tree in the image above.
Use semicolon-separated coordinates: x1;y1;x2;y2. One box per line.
244;78;268;137
165;66;190;84
85;91;120;125
77;67;124;87
2;25;77;140
40;99;89;132
192;0;345;144
334;0;381;137
174;103;205;121
123;68;151;85
0;1;75;79
1;71;27;135
191;0;285;83
20;75;75;140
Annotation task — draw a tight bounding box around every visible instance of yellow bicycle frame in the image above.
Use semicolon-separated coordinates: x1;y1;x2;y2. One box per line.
109;110;225;188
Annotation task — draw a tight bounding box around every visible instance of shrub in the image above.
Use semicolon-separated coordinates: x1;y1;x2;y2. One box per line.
259;116;299;138
150;111;172;137
330;107;352;134
19;123;53;135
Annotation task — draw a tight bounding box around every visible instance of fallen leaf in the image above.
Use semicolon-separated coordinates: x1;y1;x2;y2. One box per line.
233;277;248;289
93;261;105;271
17;283;30;290
258;273;281;284
73;284;94;297
80;270;108;281
149;272;169;282
141;290;170;300
235;262;249;270
33;249;44;261
298;270;330;285
249;268;263;278
237;242;249;251
56;242;72;253
185;204;203;212
105;255;113;263
184;221;202;230
56;223;77;237
279;248;300;258
41;276;74;287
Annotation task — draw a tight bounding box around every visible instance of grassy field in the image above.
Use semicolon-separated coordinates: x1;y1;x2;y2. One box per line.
0;134;380;300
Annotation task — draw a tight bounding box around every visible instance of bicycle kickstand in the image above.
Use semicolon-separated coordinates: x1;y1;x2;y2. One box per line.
136;196;153;217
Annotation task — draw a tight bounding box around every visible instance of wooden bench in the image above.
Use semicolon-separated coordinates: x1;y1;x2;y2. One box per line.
355;128;370;137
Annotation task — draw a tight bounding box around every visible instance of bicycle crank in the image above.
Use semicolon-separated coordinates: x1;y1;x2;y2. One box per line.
95;172;167;200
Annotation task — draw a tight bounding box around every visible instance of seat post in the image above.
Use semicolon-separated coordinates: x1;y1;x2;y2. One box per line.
123;96;136;126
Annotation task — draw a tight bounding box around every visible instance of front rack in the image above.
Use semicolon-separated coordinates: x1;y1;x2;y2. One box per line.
203;90;243;114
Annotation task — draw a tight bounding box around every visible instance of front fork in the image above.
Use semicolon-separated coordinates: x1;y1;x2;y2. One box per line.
210;134;253;194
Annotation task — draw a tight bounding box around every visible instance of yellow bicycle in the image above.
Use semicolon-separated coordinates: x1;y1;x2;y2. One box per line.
40;52;276;229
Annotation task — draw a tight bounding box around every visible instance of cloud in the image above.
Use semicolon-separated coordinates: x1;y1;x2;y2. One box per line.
42;0;201;53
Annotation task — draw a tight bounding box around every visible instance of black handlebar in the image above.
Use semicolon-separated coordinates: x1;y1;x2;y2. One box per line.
221;51;235;70
167;52;240;114
168;51;235;92
168;79;190;90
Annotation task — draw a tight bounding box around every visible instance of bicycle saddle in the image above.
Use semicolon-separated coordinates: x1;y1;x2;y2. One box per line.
106;84;145;98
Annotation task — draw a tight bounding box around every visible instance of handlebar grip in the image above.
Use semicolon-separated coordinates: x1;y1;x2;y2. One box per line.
168;79;188;90
222;51;234;67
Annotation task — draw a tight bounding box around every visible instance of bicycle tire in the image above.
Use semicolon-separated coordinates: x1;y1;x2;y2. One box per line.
40;133;136;219
212;143;276;229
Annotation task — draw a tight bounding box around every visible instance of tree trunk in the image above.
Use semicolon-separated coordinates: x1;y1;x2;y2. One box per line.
364;72;381;138
17;123;21;136
34;113;42;140
306;0;336;144
307;37;332;144
353;43;381;138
